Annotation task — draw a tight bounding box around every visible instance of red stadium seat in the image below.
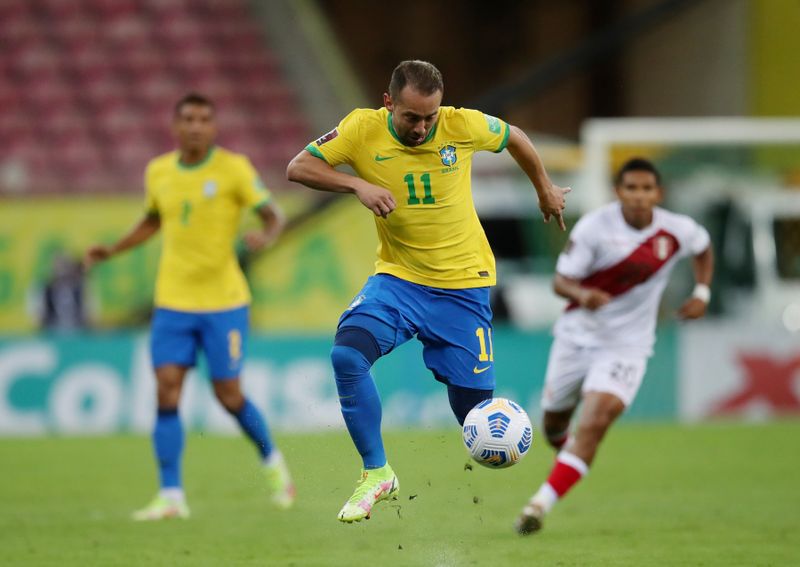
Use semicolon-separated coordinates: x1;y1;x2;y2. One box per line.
142;0;192;20
0;0;309;193
90;0;139;21
0;1;32;19
105;17;152;53
0;82;22;112
201;0;250;20
0;120;38;156
36;0;87;21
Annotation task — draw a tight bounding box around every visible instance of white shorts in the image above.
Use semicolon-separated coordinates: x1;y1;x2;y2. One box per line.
540;337;648;411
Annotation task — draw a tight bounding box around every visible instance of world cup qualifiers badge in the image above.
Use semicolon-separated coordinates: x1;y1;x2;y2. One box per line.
315;128;339;146
439;145;457;167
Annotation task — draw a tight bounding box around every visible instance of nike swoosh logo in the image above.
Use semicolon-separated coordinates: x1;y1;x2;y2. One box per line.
473;365;491;374
374;155;396;162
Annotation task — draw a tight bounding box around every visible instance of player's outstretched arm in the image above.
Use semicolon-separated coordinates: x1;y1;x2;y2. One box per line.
83;214;161;269
678;245;714;320
505;125;570;230
553;273;611;311
243;200;286;252
286;150;396;218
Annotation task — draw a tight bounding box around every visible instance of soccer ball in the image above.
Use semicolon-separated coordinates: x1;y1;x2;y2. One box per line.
462;398;533;469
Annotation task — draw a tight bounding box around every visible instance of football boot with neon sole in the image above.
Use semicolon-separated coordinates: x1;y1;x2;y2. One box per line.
337;463;399;523
131;494;190;521
263;454;296;509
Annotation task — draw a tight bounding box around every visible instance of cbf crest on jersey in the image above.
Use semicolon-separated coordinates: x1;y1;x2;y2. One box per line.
439;144;457;167
203;180;217;198
653;234;674;260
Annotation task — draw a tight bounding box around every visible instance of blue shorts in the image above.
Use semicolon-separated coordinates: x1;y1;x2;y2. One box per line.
150;306;249;380
339;274;495;389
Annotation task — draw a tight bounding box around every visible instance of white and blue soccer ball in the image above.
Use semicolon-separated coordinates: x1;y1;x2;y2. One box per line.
462;398;533;469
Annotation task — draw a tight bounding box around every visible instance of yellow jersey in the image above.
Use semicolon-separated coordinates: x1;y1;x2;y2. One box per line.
144;146;272;311
305;106;509;289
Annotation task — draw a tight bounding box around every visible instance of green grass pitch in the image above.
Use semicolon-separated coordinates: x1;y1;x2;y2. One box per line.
1;422;798;566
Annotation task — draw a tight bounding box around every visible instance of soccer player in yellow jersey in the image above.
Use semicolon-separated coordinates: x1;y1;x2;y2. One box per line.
287;60;570;522
84;94;295;520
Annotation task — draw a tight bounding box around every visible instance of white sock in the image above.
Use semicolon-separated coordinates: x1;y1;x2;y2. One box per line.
263;449;283;467
160;487;185;502
531;482;559;513
557;450;590;476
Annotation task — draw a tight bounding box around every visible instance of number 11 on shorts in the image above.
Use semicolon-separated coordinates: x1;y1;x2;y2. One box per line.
475;327;494;362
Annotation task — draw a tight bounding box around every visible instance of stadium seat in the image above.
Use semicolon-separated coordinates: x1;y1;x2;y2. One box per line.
0;0;309;194
37;0;87;21
91;0;140;21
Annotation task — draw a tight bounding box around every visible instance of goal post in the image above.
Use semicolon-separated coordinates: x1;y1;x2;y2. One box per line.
580;117;800;212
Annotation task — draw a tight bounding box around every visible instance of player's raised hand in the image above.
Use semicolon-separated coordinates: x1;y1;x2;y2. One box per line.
539;184;571;231
83;245;112;270
354;181;396;218
578;287;611;311
242;230;277;252
242;231;266;252
677;297;707;320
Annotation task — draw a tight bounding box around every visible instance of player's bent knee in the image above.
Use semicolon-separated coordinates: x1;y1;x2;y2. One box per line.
216;391;244;413
330;326;381;379
156;384;182;408
330;345;370;379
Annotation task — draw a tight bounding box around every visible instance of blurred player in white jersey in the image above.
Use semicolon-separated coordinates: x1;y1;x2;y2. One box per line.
515;157;714;535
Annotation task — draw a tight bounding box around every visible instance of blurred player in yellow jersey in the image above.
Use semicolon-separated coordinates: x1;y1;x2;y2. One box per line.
287;60;570;522
85;93;295;520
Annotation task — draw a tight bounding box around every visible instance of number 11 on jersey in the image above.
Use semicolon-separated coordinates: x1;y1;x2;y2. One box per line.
475;327;494;362
404;173;435;205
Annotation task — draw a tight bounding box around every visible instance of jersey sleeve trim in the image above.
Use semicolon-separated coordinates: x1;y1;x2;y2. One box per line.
252;196;272;210
305;144;328;162
493;123;511;153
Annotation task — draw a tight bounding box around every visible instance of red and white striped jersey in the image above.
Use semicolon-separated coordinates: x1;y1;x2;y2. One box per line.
553;201;710;354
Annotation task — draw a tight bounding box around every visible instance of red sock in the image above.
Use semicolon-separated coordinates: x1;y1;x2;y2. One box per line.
546;452;588;498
